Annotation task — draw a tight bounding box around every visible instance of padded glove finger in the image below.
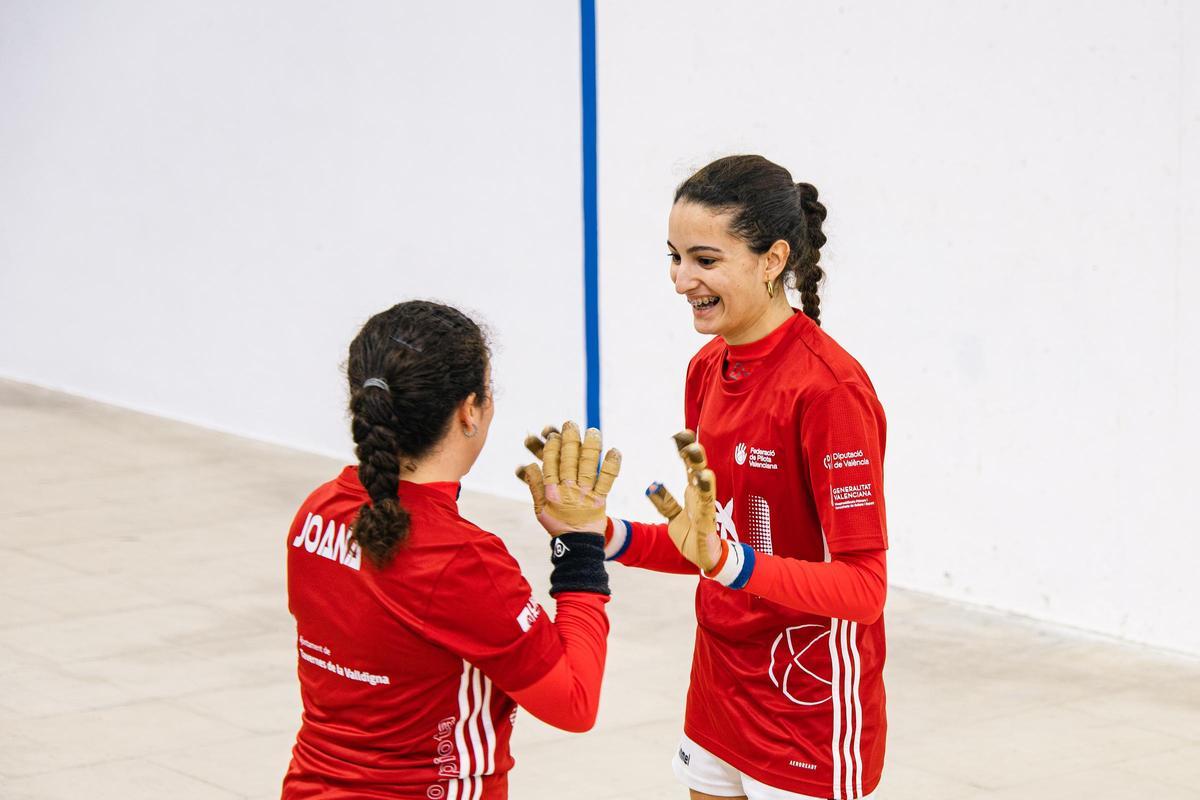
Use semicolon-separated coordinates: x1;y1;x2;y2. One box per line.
578;427;602;491
593;448;622;496
515;463;547;517
559;421;581;483
645;481;683;520
542;432;562;485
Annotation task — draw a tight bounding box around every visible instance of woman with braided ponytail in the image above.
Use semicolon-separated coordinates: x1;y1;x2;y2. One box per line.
600;156;889;799
283;300;622;799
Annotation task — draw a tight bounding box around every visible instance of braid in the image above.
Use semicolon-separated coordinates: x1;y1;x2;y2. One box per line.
796;182;828;326
349;383;410;566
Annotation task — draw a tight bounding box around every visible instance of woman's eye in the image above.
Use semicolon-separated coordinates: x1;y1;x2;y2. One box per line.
668;252;681;264
698;257;716;267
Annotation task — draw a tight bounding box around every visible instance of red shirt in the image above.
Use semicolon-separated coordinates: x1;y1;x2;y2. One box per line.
284;469;584;800
613;311;888;799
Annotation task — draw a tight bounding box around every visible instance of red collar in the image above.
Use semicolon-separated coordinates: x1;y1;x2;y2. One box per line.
717;310;810;394
336;466;461;504
400;480;461;503
724;309;801;361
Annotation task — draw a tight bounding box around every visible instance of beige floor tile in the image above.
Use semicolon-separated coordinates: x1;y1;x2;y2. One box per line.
0;730;66;780
594;677;688;730
1;758;241;799
1062;677;1200;743
3;496;275;549
12;701;242;774
0;665;135;718
1;574;166;619
18;533;234;580
0;594;67;630
0;603;262;662
168;681;302;735
510;720;679;798
0;642;46;677
131;558;285;606
889;705;1187;791
0;550;85;587
986;764;1200;799
147;732;294;797
589;789;685;800
1115;743;1200;791
872;763;990;799
57;639;288;703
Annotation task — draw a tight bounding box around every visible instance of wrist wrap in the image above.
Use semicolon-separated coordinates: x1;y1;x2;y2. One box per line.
549;532;610;597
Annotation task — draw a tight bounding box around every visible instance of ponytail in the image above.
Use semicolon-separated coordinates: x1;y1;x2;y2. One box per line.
349;380;411;566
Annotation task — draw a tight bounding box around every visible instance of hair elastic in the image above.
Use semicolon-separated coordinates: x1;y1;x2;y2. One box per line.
391;334;423;353
362;377;390;392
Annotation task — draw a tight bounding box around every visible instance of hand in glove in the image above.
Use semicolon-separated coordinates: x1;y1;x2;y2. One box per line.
645;430;721;571
516;421;621;536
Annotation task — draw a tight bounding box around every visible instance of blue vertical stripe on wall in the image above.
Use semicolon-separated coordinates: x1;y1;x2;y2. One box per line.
580;0;601;430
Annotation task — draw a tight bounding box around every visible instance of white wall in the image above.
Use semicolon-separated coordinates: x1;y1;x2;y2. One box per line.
2;2;1197;654
596;0;1200;654
0;0;587;496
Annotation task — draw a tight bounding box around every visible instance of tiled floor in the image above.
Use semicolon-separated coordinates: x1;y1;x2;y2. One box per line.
1;379;1197;799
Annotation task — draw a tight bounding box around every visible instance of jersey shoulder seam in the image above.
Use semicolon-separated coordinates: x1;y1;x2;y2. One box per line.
789;325;877;396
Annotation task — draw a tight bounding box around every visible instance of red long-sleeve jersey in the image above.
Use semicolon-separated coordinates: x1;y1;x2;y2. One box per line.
284;469;607;800
608;310;888;799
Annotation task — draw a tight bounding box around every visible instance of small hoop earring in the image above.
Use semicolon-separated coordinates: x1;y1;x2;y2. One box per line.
766;279;776;298
463;425;478;439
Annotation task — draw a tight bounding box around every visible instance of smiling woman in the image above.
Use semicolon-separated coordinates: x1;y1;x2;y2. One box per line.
605;155;889;800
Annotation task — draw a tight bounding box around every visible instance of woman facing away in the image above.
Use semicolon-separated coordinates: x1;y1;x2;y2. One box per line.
523;155;889;800
283;300;622;799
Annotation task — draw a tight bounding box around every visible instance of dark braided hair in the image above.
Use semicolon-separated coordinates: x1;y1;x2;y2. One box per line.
346;301;489;567
675;155;828;325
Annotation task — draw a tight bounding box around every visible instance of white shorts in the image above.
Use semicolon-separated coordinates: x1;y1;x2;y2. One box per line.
671;734;874;800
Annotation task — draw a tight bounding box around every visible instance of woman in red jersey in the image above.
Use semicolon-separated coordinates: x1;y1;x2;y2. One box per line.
283;300;622;800
594;156;886;800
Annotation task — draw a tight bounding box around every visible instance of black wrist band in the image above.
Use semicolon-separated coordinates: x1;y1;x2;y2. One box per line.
548;532;610;597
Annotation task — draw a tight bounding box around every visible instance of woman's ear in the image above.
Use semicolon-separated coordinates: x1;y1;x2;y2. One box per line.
764;239;791;284
458;393;479;427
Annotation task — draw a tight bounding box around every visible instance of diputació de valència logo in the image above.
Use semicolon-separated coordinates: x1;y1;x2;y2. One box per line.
823;449;870;470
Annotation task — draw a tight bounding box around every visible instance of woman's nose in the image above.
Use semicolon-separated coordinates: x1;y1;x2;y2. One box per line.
672;262;697;294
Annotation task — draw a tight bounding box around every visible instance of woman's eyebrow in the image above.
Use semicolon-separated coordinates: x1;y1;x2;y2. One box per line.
667;241;724;254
